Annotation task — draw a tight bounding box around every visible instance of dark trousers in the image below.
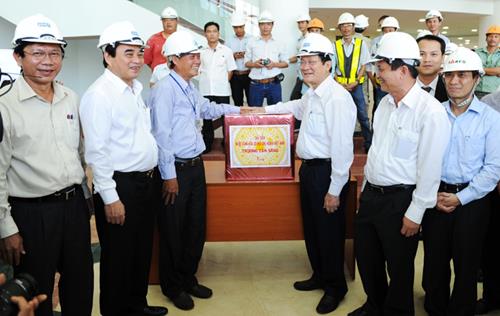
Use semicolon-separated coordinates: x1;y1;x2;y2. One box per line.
422;194;490;316
355;186;419;316
299;162;348;298
202;95;230;152
158;161;207;298
10;187;93;316
481;190;500;304
230;73;250;106
94;170;159;316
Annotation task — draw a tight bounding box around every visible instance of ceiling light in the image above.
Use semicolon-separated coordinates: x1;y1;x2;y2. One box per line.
474;45;478;49
418;18;425;22
376;28;381;32
471;29;478;32
459;43;464;46
442;31;448;34
458;37;463;40
329;28;335;31
443;26;449;30
465;39;470;44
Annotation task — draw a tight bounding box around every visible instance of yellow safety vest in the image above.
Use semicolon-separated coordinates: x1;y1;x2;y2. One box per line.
335;38;365;84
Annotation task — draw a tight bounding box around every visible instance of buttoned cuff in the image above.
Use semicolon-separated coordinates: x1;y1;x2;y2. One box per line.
160;161;177;181
456;188;473;206
404;201;426;225
0;215;19;238
328;181;342;197
99;188;119;205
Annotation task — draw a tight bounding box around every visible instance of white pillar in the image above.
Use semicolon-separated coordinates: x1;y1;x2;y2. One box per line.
478;0;500;48
260;0;309;102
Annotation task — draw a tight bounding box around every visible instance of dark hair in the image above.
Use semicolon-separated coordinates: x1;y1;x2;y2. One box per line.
13;42;65;59
355;27;366;33
102;43;121;68
390;59;419;79
204;21;220;32
378;15;389;24
416;35;446;55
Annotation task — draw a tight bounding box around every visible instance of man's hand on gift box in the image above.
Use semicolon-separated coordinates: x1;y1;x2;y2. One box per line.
240;106;265;115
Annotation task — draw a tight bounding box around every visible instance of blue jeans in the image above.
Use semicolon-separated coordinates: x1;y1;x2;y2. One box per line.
350;84;372;150
248;80;282;106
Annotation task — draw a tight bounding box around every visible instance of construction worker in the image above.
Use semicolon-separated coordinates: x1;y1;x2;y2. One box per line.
475;25;500;98
245;10;289;106
250;33;356;314
80;21;167;316
422;47;500;316
149;31;244;311
144;6;178;71
424;10;450;46
349;32;451;316
289;13;310;101
334;12;372;152
226;13;252;106
416;33;448;102
367;16;399;116
0;14;93;316
354;14;372;114
308;18;325;34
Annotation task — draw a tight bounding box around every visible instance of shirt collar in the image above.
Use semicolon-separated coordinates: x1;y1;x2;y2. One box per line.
310;75;333;100
257;35;274;41
444;96;485;116
388;82;422;109
104;68;143;95
170;69;193;91
17;75;67;104
417;75;439;91
341;37;354;46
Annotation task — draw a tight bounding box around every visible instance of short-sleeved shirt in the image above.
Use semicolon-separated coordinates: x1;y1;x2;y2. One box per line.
199;43;237;96
476;47;500;93
244;36;289;80
144;31;168;71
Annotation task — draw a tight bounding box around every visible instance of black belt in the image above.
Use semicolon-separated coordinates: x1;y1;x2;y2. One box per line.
175;155;203;167
251;76;279;84
366;182;416;194
115;168;156;179
439;181;469;193
301;158;331;166
9;184;79;203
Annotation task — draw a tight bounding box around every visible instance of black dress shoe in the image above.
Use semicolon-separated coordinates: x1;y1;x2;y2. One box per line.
293;277;323;291
476;298;500;315
348;305;369;316
143;305;168;316
316;294;342;314
170;291;194;310
187;284;213;298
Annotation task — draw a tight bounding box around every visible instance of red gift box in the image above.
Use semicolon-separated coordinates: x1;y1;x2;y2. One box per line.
224;114;295;181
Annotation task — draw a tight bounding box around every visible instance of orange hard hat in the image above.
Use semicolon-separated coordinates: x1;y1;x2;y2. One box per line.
486;25;500;35
308;18;325;31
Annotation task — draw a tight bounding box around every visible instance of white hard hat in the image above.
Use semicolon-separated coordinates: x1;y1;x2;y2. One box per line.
161;7;178;19
338;12;355;26
162;31;201;57
258;10;274;23
381;16;399;30
425;10;443;21
296;13;311;22
355;15;369;29
12;14;66;47
297;33;334;57
231;13;246;26
368;32;421;64
442;47;484;76
98;21;145;49
416;30;433;40
444;42;458;55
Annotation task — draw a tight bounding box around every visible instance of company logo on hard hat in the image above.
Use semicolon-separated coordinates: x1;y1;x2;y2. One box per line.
448;58;466;64
131;31;139;37
37;22;51;28
303;42;311;48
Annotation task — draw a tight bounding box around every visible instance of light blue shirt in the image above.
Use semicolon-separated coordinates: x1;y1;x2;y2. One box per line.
441;97;500;205
148;70;240;180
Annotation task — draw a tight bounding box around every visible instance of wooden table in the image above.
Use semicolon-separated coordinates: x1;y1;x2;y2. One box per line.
149;160;357;283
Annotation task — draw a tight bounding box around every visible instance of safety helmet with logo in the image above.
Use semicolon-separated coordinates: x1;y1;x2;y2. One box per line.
12;14;66;47
98;21;145;49
444;42;458;55
161;7;178;19
162;31;202;57
425;10;443;21
307;18;325;31
231;13;246;26
297;33;334;57
368;32;421;66
416;30;433;40
381;16;399;30
296;13;311;22
486;25;500;35
338;12;355;26
355;15;369;29
442;47;484;76
258;10;274;23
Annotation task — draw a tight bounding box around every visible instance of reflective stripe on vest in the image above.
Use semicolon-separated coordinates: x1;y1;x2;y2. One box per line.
335;38;365;84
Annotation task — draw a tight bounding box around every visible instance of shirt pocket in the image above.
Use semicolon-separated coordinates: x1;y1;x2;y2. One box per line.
464;134;485;164
306;112;327;138
65;114;80;149
392;128;419;160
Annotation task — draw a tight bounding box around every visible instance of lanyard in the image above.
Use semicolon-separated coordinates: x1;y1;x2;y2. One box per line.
169;73;197;114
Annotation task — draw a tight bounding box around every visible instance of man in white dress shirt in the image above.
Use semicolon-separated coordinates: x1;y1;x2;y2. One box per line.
199;21;237;152
252;33;357;314
79;21;167;316
348;32;451;316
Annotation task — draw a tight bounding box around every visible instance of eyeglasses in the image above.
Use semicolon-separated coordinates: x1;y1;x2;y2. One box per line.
23;50;63;61
300;59;321;67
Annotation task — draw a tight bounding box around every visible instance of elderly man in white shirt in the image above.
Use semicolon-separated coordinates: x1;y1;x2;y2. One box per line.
245;10;289;106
